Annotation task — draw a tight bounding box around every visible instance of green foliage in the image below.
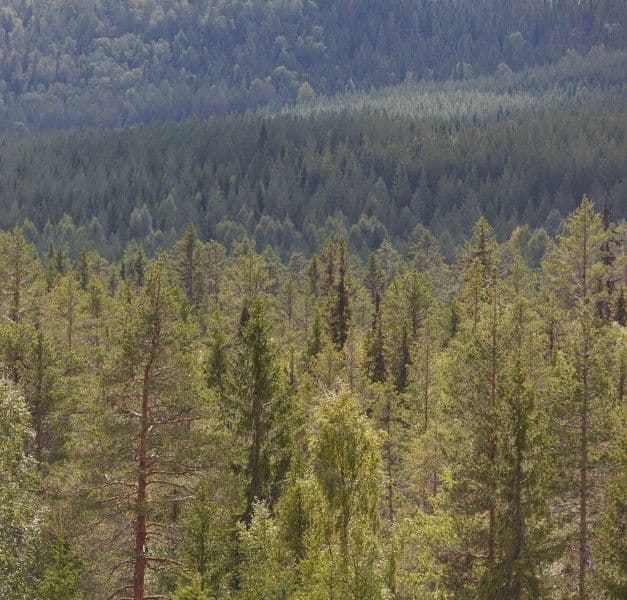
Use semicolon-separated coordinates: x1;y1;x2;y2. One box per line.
238;502;288;600
0;198;623;600
0;379;40;600
229;296;289;520
2;57;626;262
179;493;233;597
0;1;624;131
36;537;84;600
172;577;214;600
595;429;627;599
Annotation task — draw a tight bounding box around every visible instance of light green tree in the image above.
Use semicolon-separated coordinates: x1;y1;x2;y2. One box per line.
0;379;40;600
543;196;617;598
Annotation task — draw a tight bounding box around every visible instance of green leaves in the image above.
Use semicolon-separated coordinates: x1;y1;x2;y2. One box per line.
0;379;40;600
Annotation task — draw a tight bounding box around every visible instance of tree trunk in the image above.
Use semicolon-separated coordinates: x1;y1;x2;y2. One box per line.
133;378;150;600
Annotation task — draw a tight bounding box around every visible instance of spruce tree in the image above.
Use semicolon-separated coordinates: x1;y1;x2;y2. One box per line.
230;297;288;522
174;223;204;310
36;537;84;600
327;238;351;350
364;292;386;384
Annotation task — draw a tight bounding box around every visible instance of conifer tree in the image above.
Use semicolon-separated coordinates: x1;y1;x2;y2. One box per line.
21;323;64;463
0;228;42;385
230;297;288;522
443;273;505;574
175;223;204;310
307;309;323;360
75;247;90;291
204;327;228;400
83;259;204;600
595;426;627;599
0;227;41;325
543;196;615;599
176;490;233;597
327;238;351;350
49;273;83;352
487;258;556;599
364;291;386;384
204;240;225;305
36;537;84;600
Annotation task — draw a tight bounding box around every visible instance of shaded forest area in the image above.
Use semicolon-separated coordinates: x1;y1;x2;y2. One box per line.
0;0;625;130
0;198;625;599
2;79;625;259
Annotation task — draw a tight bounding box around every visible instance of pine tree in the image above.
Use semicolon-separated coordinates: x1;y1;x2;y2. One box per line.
49;273;83;352
0;228;42;384
83;259;204;600
0;227;41;325
543;196;615;599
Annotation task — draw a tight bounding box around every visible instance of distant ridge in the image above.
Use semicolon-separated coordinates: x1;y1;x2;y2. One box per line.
0;0;625;131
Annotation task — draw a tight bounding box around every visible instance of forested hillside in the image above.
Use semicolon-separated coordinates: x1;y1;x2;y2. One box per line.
1;198;625;599
0;0;625;130
2;50;626;260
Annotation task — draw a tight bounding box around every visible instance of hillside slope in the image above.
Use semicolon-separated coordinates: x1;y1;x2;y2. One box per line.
0;0;625;130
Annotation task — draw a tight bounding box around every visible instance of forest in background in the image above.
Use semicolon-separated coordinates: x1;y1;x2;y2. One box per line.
0;198;625;599
0;0;625;130
1;49;626;262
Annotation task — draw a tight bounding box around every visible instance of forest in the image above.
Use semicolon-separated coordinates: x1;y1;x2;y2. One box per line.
1;2;626;600
1;48;626;262
0;0;626;130
0;198;625;599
